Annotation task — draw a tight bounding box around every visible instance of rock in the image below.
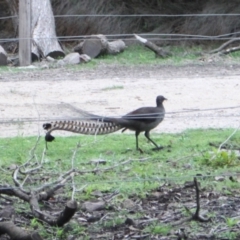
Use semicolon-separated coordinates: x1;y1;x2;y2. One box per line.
80;54;91;63
82;201;106;212
63;52;81;64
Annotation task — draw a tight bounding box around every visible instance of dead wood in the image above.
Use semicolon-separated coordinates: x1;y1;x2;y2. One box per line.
4;0;18;34
0;221;43;240
191;177;210;222
134;34;172;58
173;177;210;226
4;0;65;61
0;45;8;66
73;34;125;58
56;200;78;227
208;37;240;55
31;0;65;60
107;39;126;54
0;158;78;229
30;193;78;226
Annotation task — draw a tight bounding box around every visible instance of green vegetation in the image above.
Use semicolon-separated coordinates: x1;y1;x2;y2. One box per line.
95;45;202;66
1;128;240;238
101;85;124;91
1;129;240;194
226;217;238;228
198;149;239;168
144;222;171;235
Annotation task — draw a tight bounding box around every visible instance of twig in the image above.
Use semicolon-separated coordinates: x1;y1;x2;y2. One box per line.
71;175;76;200
76;159;132;174
71;142;80;169
218;125;240;152
12;167;21;187
208;38;240;54
191;177;210;222
35;169;75;193
172;178;210;226
12;167;29;194
75;184;88;193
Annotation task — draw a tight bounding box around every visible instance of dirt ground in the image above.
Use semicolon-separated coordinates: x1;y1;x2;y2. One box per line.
0;63;240;138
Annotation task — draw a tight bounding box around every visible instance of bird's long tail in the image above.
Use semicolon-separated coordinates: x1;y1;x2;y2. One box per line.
43;115;123;142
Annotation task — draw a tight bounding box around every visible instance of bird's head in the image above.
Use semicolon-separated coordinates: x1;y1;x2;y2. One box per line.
156;95;167;106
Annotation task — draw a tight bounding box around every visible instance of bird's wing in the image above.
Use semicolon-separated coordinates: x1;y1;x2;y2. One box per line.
122;107;164;123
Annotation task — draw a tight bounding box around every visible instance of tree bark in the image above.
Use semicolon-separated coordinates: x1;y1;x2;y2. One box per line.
0;45;8;66
5;0;65;60
73;34;126;58
31;0;65;60
4;0;19;34
107;39;125;54
0;221;43;240
134;34;172;58
208;37;240;55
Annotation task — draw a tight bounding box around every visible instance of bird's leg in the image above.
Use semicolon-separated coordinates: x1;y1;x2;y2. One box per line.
135;131;143;153
144;131;163;151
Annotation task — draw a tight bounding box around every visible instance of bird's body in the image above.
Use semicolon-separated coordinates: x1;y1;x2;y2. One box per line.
43;95;166;151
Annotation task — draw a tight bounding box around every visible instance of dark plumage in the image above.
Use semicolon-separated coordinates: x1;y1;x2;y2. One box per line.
43;95;166;151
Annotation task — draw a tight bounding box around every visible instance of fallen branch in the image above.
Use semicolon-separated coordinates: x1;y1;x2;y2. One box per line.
134;34;172;58
0;221;43;240
209;37;240;54
218;126;240;152
30;193;78;226
1;142;79;229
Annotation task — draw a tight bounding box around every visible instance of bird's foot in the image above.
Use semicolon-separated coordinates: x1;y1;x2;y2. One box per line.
152;146;164;151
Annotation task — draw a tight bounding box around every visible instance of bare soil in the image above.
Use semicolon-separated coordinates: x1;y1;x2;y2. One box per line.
0;63;240;138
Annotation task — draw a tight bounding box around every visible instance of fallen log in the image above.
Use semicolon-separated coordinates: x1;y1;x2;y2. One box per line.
73;34;126;58
107;39;126;54
134;34;171;58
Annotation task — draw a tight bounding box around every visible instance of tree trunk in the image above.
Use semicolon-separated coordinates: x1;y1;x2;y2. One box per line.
0;45;8;66
5;0;64;61
31;0;65;60
4;0;19;34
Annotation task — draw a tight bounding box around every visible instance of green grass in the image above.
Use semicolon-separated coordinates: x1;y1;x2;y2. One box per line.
95;45;202;66
101;85;124;91
1;128;240;196
66;44;240;70
1;128;240;238
144;222;171;235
